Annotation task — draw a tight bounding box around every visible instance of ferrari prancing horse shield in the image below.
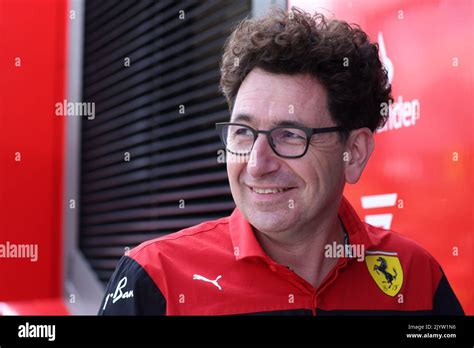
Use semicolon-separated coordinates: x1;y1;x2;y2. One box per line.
365;253;403;297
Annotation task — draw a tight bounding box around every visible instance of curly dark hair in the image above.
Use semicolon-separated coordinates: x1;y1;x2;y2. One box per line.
219;7;393;140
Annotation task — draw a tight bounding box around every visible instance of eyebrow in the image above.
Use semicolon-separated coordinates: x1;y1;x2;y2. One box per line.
231;113;308;128
232;113;253;123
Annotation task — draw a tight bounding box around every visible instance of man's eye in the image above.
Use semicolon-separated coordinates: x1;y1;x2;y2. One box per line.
234;128;252;136
282;130;304;139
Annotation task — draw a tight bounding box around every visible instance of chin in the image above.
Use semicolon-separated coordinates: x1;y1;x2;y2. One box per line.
243;208;295;234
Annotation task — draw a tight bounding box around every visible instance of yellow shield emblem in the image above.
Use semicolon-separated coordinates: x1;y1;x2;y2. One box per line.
365;253;403;297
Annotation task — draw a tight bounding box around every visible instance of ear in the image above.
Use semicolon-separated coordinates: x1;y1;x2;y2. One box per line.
343;128;375;184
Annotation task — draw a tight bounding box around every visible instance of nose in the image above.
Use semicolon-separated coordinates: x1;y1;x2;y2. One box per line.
246;133;281;178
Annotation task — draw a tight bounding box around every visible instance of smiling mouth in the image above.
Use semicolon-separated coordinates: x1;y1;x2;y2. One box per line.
249;186;294;194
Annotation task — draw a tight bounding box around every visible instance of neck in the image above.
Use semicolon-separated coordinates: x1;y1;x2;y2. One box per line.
254;210;345;289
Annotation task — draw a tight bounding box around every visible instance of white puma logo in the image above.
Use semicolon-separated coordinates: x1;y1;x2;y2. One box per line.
192;274;222;290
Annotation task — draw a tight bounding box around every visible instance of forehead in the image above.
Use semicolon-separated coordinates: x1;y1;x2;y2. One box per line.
232;68;331;127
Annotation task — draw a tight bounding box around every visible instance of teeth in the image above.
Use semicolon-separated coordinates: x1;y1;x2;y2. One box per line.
252;188;288;194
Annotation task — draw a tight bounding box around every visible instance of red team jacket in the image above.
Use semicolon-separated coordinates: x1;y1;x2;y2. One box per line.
99;196;464;315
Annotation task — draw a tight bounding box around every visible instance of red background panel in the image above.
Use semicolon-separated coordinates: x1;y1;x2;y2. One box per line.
291;0;473;314
0;0;67;301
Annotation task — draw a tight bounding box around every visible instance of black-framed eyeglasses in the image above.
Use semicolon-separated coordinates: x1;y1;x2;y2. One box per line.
215;122;344;159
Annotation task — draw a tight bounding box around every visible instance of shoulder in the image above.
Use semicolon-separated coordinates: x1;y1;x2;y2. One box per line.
366;223;435;257
362;224;464;315
98;255;166;315
125;215;233;284
98;215;232;315
364;223;441;273
129;215;231;262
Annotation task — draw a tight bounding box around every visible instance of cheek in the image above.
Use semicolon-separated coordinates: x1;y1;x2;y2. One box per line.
227;162;244;188
305;149;344;188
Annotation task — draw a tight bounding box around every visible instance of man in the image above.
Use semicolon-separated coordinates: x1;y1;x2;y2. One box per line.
99;7;464;315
